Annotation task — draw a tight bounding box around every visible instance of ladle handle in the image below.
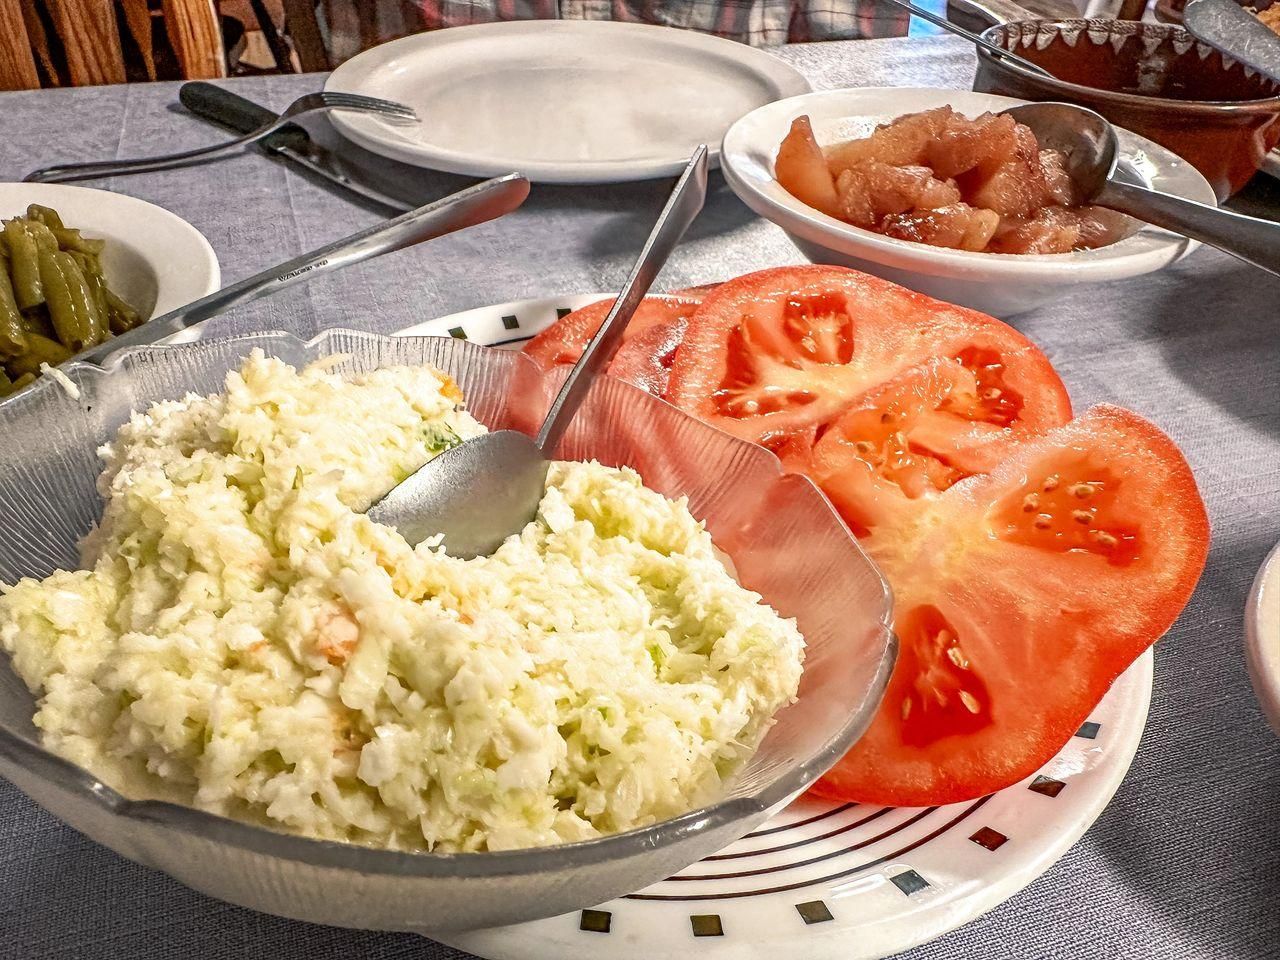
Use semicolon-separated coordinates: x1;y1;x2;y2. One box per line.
1099;179;1280;279
535;146;708;454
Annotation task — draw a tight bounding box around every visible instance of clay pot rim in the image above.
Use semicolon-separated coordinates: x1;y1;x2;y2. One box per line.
979;18;1280;114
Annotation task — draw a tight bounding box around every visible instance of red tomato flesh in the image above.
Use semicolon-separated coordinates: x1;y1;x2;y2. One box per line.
813;404;1209;805
521;295;701;393
665;265;1072;517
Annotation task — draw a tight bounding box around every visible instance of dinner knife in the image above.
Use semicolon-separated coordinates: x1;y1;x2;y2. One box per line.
178;81;413;212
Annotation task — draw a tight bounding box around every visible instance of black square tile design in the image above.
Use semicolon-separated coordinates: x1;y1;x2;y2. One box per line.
890;869;930;896
1076;721;1101;739
795;900;834;924
556;307;572;319
579;909;611;933
969;826;1009;851
690;914;724;937
448;326;467;339
1029;775;1066;797
501;314;519;330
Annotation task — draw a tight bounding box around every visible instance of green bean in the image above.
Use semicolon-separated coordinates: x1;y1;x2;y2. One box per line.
38;250;101;351
4;220;43;310
25;204;65;231
22;220;58;253
0;369;30;397
0;265;27;359
7;332;71;377
70;252;109;338
51;226;106;255
105;288;144;334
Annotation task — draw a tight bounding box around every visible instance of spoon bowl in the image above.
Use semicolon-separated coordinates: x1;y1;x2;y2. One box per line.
368;147;709;556
1004;101;1280;277
1002;102;1117;202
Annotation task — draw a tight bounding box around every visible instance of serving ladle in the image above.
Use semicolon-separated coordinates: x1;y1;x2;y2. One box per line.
1004;102;1280;278
367;146;709;558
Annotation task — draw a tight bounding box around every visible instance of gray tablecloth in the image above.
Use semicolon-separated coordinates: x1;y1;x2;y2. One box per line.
1;34;1277;960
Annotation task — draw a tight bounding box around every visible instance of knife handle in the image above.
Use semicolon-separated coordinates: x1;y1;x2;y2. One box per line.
179;81;309;153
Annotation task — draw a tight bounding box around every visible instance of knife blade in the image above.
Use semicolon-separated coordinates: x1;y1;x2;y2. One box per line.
1184;0;1280;84
179;82;413;212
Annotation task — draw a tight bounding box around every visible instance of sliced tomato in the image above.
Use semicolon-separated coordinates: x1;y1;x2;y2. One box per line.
609;317;689;396
522;295;702;376
666;265;1071;508
813;405;1210;806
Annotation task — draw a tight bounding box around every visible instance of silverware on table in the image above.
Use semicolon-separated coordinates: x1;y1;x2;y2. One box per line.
1006;102;1280;277
367;146;710;558
23;91;418;185
879;0;1054;77
177;82;413;213
66;173;530;369
1184;0;1280;85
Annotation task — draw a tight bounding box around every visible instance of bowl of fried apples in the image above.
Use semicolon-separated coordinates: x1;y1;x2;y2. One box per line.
720;87;1216;316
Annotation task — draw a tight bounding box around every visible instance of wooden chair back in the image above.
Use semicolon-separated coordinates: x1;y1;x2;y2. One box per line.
0;0;226;91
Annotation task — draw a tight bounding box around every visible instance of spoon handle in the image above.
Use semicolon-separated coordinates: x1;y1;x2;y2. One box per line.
75;173;531;366
1098;179;1280;279
535;146;708;454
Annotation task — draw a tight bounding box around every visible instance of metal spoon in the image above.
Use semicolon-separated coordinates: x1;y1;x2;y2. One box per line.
367;146;709;558
67;173;530;368
879;0;1055;78
1184;0;1280;85
1004;102;1280;278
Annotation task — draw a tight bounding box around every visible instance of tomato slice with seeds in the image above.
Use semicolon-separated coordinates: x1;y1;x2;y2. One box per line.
667;265;1071;488
522;295;701;392
813;405;1210;806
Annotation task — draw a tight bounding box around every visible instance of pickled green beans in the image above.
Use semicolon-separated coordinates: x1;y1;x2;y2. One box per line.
0;205;150;398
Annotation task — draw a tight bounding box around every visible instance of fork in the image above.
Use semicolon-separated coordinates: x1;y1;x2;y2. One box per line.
24;91;418;184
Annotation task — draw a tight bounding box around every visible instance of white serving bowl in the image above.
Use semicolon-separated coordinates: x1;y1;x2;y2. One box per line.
0;330;895;933
720;87;1216;317
0;182;219;323
1246;539;1280;738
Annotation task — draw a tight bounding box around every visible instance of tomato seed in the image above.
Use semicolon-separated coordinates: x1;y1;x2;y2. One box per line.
1022;493;1040;512
1043;474;1060;491
1069;483;1094;499
1072;510;1093;525
959;691;981;714
1033;514;1053;529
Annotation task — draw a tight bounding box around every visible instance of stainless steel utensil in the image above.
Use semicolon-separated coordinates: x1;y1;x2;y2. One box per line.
24;91;418;184
880;0;1055;78
66;173;529;369
367;146;709;558
178;82;415;212
1004;102;1280;277
1184;0;1280;85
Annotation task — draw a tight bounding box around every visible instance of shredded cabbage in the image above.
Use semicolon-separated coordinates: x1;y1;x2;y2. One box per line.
0;351;804;851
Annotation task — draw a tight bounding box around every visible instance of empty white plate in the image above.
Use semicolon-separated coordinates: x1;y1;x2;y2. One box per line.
324;21;810;183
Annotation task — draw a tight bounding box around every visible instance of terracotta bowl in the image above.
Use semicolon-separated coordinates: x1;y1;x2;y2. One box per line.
974;19;1280;200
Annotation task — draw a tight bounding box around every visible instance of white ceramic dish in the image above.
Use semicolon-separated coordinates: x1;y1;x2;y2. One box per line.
324;21;810;184
398;295;1156;960
719;88;1216;317
1246;539;1280;737
0;182;219;322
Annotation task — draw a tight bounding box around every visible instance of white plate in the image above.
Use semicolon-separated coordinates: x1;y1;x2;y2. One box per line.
1246;539;1280;738
0;183;219;322
325;21;810;184
720;88;1215;317
396;295;1155;960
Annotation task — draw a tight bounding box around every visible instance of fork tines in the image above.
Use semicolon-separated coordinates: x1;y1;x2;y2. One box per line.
319;91;418;123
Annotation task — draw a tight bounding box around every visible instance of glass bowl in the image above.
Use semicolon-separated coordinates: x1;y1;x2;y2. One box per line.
0;330;895;933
